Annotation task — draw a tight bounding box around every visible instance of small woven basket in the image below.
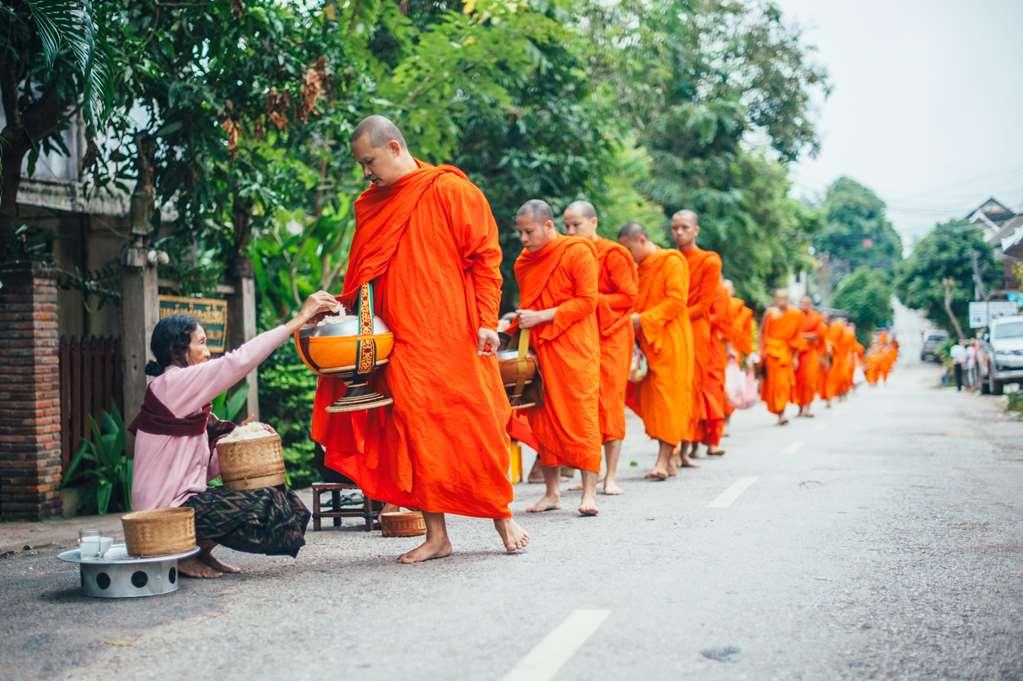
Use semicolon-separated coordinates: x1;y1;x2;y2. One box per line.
217;431;286;492
380;511;427;537
122;507;196;557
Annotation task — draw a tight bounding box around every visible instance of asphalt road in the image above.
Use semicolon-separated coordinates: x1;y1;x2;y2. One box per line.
2;309;1021;681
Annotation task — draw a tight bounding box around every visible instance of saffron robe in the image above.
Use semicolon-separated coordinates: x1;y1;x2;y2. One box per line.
821;320;845;400
759;306;804;415
702;282;731;443
311;162;513;519
793;309;826;408
594;238;638;442
626;249;695;445
515;236;601;473
682;247;724;441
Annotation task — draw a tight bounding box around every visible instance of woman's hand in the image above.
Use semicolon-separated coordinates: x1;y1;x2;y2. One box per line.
288;291;342;332
516;308;555;329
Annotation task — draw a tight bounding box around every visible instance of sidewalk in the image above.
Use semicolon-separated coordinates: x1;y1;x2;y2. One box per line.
0;488;317;556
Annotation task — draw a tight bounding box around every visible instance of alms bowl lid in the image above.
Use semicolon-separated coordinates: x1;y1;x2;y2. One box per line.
300;315;391;338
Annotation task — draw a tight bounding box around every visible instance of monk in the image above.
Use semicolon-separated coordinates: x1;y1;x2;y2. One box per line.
703;278;732;455
672;210;724;460
311;115;528;563
618;221;697;478
514;199;602;516
563;200;637;495
823;314;847;406
759;289;804;425
722;280;753;432
794;296;827;418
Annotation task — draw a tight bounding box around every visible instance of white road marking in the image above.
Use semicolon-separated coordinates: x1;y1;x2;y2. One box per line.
707;476;759;509
783;440;805;455
502;609;611;681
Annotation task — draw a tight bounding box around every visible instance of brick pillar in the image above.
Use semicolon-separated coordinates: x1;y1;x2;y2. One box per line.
0;263;62;519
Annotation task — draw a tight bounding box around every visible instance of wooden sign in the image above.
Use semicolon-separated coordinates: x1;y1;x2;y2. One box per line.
158;296;229;353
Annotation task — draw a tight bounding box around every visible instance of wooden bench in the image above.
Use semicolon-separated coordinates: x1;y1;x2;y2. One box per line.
310;482;376;532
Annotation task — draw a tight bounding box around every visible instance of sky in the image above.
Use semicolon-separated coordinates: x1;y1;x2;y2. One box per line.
774;0;1023;248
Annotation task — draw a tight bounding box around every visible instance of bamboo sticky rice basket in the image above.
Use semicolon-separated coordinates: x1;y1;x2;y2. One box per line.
217;428;287;491
122;507;196;557
380;511;427;537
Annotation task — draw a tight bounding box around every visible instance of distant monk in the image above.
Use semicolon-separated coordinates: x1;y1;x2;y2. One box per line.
618;221;697;478
703;278;732;455
563;200;638;495
823;314;847;406
311;115;528;563
514;199;602;516
722;280;753;432
672;210;724;459
759;289;804;426
794;296;826;418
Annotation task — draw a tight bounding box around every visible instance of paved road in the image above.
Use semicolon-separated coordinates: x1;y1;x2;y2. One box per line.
2;322;1021;680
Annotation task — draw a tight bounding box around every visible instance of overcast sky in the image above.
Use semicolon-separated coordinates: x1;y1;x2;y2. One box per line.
774;0;1023;247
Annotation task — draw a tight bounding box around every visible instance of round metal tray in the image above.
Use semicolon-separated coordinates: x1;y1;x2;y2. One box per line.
59;543;201;598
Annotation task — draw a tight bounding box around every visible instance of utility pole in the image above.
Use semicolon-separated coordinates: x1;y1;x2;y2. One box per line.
969;250;985;301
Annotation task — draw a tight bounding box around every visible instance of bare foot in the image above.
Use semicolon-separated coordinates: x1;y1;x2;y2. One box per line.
527;459;544;484
644;469;668;481
493;518;530;553
602;480;624;495
179;558;222;579
527;494;562;513
397;538;453;564
198;552;241;574
707;448;726;457
578;494;599;517
680;452;700;468
569;475;604;492
777;417;790;426
667;456;680;477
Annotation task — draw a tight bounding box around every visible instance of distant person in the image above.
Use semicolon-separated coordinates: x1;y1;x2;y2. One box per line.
949;339;967;391
965;339;979;390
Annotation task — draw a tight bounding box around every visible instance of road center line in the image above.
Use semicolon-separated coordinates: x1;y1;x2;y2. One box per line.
783;440;805;455
501;609;611;681
707;476;759;509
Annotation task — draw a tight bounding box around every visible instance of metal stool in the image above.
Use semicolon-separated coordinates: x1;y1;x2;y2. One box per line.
311;482;375;532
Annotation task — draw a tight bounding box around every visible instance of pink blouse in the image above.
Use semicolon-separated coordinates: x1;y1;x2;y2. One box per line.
131;325;291;510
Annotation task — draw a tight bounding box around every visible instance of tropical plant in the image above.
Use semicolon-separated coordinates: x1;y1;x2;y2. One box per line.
61;407;132;515
212;382;249;423
832;267;894;345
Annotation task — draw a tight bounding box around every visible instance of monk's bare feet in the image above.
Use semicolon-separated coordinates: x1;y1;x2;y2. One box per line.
569;475;604;492
777;417;789;426
179;557;222;579
602;479;624;495
527;494;561;512
494;518;529;553
680;451;700;468
527;459;544;484
667;455;681;476
707;448;726;457
578;494;599;517
198;552;240;574
397;537;453;564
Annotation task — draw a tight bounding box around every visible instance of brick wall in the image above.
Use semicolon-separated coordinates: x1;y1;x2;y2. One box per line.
0;264;63;519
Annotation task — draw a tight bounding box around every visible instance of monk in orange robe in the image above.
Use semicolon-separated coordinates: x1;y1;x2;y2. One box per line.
822;315;847;406
702;279;732;454
310;115;528;563
563;200;637;495
514;199;602;517
759;289;804;425
721;280;753;429
618;221;697;478
794;296;827;417
671;210;724;459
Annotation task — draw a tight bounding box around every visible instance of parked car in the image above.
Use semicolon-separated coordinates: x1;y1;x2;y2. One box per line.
979;315;1023;395
920;329;949;362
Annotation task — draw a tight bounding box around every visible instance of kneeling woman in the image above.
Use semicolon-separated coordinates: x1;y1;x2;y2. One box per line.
130;291;339;578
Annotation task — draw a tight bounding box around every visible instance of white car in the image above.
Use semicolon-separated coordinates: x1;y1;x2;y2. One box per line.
979;314;1023;395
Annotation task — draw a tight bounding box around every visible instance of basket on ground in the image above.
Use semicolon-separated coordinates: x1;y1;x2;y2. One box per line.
380;511;427;537
217;427;286;491
122;507;196;557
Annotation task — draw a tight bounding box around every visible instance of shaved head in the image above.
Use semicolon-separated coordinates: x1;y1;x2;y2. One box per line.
670;209;700;249
672;209;698;223
351;114;407;149
515;199;558;253
617;221;656;263
617;221;647;240
563;200;598;239
517;199;554;224
565;200;597;219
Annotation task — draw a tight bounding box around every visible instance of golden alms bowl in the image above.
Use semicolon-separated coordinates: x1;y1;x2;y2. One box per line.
295;314;394;413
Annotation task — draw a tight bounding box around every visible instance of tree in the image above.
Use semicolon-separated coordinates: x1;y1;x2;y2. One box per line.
832;267;893;345
813;176;903;285
895;220;1002;334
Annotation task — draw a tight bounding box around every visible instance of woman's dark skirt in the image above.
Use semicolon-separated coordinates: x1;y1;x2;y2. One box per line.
183;486;310;558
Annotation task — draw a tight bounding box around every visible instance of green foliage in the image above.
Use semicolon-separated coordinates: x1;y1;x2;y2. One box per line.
257;344;320;489
814;177;903;284
61;407;132;515
895;221;1002;334
832;267;894;345
1006;391;1023;414
212;382;249;423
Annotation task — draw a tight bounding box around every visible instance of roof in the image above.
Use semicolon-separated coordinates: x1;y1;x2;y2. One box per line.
965;196;1016;225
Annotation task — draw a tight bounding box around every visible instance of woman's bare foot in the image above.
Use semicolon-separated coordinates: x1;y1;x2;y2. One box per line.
602;479;624;495
199;552;240;574
397;537;453;564
494;518;530;553
527;494;561;513
179;557;222;579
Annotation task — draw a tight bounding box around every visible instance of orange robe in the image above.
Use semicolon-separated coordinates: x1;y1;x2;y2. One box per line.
626;249;694;444
728;297;754;358
793;309;826;408
759;306;804;415
594;238;638;442
311;163;513;519
682;247;724;442
515;237;601;473
703;283;731;444
822;320;846;400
